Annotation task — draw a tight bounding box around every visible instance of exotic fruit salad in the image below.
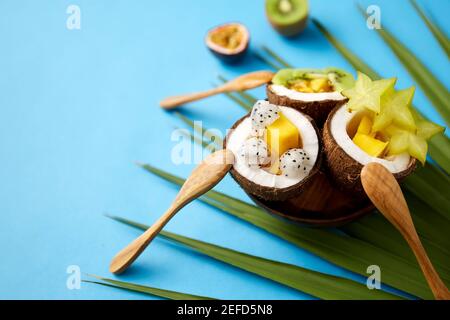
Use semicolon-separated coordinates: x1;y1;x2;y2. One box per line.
225;100;321;201
267;68;355;125
323;72;444;193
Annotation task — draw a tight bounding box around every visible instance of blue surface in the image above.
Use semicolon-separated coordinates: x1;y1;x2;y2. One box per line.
0;0;448;299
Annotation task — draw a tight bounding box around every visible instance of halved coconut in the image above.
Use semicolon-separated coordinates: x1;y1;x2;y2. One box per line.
224;105;322;201
323;104;416;194
205;23;249;63
267;68;354;125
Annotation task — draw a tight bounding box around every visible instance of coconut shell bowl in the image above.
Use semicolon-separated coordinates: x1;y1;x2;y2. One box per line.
224;108;374;228
247;170;374;227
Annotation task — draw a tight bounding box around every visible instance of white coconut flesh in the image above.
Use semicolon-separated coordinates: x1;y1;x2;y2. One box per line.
270;84;346;102
227;106;319;189
330;105;411;173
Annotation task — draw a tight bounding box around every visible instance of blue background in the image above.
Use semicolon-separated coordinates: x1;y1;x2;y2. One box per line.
0;0;448;299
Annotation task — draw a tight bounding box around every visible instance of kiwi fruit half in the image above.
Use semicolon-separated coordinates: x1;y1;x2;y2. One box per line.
265;0;309;37
267;67;354;125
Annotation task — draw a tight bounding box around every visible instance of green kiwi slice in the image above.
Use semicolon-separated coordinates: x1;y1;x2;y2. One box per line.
265;0;309;37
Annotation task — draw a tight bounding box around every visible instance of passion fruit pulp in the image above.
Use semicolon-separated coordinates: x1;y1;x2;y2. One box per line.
205;23;249;63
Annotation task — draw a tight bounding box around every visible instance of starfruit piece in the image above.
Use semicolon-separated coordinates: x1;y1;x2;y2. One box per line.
372;87;416;132
408;134;428;165
343;72;396;113
388;131;409;155
388;129;427;165
411;109;445;139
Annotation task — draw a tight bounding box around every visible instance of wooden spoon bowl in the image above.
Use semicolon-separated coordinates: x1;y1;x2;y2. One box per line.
247;170;374;227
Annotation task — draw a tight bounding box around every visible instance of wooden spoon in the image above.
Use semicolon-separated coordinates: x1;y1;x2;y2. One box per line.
110;149;235;274
361;162;450;300
159;70;274;109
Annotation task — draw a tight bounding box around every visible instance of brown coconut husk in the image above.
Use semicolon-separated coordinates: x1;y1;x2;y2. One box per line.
224;108;322;202
266;84;348;126
322;105;417;194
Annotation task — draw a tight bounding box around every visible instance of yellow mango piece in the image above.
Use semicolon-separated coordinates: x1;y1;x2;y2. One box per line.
353;133;388;157
310;78;330;92
357;116;373;135
265;113;300;159
268;157;281;175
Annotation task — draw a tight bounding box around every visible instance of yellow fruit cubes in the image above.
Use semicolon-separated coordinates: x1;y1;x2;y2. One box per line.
265;113;300;159
353;133;388;157
352;115;388;157
357;116;373;135
310;78;331;92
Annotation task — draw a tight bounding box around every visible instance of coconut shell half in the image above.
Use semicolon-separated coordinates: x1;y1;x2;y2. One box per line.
224;109;322;202
248;170;374;227
322;106;417;194
267;84;348;126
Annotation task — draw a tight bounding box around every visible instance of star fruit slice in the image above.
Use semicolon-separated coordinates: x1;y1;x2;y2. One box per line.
343;72;396;113
411;109;445;139
372;86;416;132
387;127;428;164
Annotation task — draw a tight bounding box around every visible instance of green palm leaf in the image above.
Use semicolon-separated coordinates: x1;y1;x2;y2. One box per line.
312;19;379;80
106;215;403;300
428;134;450;174
357;5;450;126
138;163;450;299
254;51;282;70
261;45;293;68
410;0;450;58
219;89;252;112
84;275;215;300
173;111;224;147
403;164;450;222
342;205;450;275
176;127;216;152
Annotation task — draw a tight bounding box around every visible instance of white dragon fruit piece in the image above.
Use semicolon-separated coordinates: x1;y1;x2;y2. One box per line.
280;148;312;178
250;100;281;136
238;137;270;168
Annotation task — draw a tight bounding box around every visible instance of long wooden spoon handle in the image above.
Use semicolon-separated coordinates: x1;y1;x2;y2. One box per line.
109;149;235;274
160;87;223;109
159;70;274;109
361;162;450;300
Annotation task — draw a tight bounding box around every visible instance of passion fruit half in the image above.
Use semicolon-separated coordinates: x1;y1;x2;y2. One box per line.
205;23;249;63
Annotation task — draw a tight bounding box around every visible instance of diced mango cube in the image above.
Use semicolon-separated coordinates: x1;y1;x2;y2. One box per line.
357;116;373;135
353;133;388;157
265;113;300;159
310;78;330;92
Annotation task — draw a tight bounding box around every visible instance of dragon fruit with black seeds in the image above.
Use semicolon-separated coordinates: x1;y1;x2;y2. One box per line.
280;148;312;178
238;137;270;168
250;100;281;136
